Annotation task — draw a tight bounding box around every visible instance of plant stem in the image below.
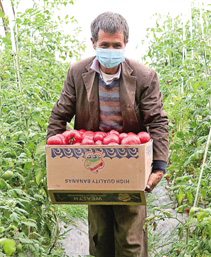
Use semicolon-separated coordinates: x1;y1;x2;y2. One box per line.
186;225;189;250
0;0;8;35
9;0;22;92
193;126;211;207
48;214;60;255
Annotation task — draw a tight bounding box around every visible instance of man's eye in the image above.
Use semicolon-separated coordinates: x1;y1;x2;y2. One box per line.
100;43;108;48
114;44;122;49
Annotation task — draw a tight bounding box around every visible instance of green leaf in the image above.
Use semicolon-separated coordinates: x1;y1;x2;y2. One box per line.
18;253;28;257
31;108;42;121
163;210;172;218
24;162;33;173
22;221;37;229
175;175;192;183
176;188;186;205
0;238;16;256
10;212;20;223
25;141;35;152
175;204;189;213
186;191;193;205
0;12;4;18
196;211;208;221
201;188;207;199
16;18;22;24
166;49;172;55
35;140;46;156
35;168;45;185
19;238;32;244
0;179;8;189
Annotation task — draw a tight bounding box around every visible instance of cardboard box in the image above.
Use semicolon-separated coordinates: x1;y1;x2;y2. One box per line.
45;140;153;205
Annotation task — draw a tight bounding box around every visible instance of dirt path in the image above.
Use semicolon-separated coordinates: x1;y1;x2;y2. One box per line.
147;179;186;255
60;218;89;257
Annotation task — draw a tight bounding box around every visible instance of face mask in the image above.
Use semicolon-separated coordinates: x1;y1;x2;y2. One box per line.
96;48;125;68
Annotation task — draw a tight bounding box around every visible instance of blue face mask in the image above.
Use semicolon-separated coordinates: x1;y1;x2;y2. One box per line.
96;48;125;68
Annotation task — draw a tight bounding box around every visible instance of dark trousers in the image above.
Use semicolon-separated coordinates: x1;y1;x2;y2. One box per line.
88;205;148;257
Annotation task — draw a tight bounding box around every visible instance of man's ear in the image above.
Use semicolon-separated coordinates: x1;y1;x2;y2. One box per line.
90;38;96;49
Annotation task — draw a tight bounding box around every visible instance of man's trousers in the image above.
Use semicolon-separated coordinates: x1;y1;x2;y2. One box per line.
88;205;148;257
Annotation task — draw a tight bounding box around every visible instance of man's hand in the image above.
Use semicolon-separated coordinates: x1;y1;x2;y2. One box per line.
145;171;164;193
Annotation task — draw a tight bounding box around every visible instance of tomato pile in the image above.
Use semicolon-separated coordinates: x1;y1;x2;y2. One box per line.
47;129;151;145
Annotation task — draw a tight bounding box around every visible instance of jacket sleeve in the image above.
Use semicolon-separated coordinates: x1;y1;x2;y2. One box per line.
47;67;76;139
139;71;169;163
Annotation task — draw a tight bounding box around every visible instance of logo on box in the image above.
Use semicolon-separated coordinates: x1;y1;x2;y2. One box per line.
84;152;104;173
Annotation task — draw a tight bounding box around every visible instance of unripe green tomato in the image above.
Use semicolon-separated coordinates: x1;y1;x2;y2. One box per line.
16;243;22;252
2;170;13;180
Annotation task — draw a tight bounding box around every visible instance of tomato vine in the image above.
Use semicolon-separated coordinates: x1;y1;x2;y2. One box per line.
141;2;211;256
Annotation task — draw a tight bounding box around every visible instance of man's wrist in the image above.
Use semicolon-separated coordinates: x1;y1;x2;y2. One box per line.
152;160;166;173
152;170;165;173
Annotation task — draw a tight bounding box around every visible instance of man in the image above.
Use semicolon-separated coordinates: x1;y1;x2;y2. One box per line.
47;12;169;257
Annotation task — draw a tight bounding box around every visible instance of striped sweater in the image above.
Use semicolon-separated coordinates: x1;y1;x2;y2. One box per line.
98;76;123;132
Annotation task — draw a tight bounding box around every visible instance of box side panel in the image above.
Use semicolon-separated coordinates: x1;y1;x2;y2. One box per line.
138;140;153;190
46;145;145;191
48;190;146;205
145;140;153;186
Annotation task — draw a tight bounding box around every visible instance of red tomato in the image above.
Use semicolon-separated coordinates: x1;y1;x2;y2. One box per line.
119;133;128;142
62;130;82;144
137;132;151;143
108;129;120;136
81;137;95;145
121;134;140;145
93;132;107;141
103;134;120;145
78;129;86;136
83;131;95;139
47;134;65;145
128;132;136;135
56;134;66;144
95;140;103;145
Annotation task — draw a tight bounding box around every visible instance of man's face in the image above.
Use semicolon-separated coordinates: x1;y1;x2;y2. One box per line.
92;29;127;50
91;29;127;73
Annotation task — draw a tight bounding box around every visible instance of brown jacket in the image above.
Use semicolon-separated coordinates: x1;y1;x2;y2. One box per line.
47;57;169;162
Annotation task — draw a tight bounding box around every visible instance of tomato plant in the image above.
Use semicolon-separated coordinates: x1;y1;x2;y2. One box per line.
141;3;211;256
0;0;85;255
